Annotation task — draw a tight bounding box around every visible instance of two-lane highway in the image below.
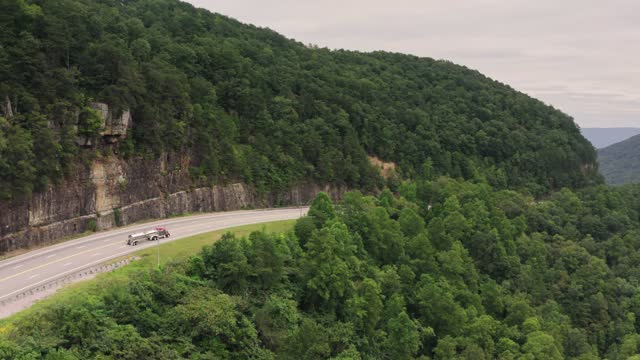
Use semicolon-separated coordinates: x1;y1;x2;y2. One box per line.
0;208;307;303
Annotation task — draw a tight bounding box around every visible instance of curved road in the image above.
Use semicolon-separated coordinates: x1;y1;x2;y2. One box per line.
0;208;307;303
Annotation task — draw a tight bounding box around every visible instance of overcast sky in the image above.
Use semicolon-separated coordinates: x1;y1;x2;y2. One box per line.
187;0;639;128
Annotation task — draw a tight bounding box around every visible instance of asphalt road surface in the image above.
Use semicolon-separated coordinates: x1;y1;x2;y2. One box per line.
0;208;307;302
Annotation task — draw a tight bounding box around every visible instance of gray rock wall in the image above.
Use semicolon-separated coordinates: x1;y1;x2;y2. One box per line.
93;102;131;140
0;154;344;255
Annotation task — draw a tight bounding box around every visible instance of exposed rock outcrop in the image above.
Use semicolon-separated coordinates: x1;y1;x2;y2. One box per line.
0;154;344;254
91;102;131;140
1;96;13;119
368;156;397;179
74;102;131;146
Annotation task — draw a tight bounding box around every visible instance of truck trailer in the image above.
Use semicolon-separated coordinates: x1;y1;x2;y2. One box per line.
126;227;170;246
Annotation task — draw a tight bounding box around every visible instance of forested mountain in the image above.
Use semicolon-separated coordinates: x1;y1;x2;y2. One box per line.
3;183;640;359
3;0;640;359
0;0;600;201
581;128;640;149
598;134;640;185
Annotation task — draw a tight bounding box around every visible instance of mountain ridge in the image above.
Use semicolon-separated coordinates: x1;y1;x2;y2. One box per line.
0;0;600;204
581;127;640;149
598;133;640;185
3;1;640;360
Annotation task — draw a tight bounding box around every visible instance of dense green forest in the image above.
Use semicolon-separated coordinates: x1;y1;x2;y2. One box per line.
598;134;640;185
2;183;640;359
0;0;600;201
5;0;637;359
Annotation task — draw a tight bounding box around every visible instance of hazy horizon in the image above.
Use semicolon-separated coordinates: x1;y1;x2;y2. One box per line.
187;0;639;128
581;127;640;129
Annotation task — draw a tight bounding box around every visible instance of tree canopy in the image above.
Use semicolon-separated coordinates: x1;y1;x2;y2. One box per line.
2;1;632;358
3;184;640;359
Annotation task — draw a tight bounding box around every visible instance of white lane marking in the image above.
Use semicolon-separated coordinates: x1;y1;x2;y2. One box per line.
63;262;73;267
28;274;40;279
0;208;306;270
90;253;102;257
46;254;56;259
12;264;23;269
1;248;146;301
76;245;86;249
0;209;307;302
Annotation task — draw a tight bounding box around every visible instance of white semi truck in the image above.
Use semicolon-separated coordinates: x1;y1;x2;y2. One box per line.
127;227;170;246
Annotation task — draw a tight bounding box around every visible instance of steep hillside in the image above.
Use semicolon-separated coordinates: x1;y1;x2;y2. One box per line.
3;182;640;358
4;1;640;358
1;0;600;204
598;134;640;185
581;127;640;149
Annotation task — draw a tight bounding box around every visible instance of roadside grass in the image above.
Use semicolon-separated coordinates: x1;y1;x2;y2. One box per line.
0;219;296;329
125;219;296;269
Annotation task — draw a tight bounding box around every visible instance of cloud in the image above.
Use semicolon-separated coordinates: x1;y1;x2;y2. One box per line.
187;0;640;127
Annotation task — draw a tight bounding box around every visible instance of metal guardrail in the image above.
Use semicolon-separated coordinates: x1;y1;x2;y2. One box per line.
0;258;135;308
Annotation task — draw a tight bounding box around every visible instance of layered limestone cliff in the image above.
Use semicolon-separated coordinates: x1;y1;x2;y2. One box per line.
0;154;344;254
92;102;131;141
0;102;344;254
75;102;132;146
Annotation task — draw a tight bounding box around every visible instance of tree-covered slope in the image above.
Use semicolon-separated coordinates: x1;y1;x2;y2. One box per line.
0;0;600;200
598;134;640;185
3;182;640;359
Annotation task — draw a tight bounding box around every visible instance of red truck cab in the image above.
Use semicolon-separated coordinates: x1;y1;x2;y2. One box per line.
155;227;170;237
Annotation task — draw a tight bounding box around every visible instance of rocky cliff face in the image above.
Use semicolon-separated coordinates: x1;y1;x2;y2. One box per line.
75;102;132;146
0;101;344;255
92;102;131;142
0;153;344;255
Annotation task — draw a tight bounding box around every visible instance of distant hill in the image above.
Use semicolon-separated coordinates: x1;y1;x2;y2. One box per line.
581;128;640;149
598;134;640;184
